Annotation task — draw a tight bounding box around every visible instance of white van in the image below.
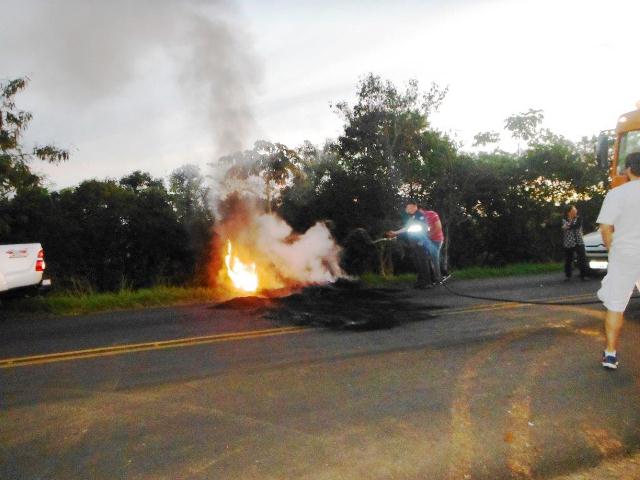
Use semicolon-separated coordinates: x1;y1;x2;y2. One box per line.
0;243;51;295
583;231;608;272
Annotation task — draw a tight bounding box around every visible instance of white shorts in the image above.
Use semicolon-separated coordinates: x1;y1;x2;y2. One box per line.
597;250;640;312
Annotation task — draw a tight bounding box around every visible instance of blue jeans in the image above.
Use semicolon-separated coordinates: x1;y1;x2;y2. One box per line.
425;239;443;281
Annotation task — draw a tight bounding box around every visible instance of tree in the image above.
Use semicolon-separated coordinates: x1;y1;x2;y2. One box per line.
218;140;303;212
333;74;447;188
119;170;164;193
0;78;68;236
5;175;198;292
473;131;501;148
169;164;215;283
0;78;68;198
504;108;544;147
325;74;453;236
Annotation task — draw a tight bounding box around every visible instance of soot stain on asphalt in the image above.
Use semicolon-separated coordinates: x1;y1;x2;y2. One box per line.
212;280;444;330
265;280;443;330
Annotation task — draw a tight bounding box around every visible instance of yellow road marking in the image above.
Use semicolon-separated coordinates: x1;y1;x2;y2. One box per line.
1;292;599;369
0;326;307;369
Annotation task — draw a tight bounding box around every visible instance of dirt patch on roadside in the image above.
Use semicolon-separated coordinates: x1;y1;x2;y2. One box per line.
212;296;275;310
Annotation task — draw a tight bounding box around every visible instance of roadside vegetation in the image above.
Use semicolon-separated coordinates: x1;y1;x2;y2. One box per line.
2;286;226;316
363;262;563;286
1;75;606;305
2;262;563;316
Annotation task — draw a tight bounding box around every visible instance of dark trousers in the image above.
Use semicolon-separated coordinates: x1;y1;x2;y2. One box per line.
410;242;433;286
564;245;588;278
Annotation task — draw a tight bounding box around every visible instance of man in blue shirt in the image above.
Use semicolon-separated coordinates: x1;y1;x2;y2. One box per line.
386;200;434;288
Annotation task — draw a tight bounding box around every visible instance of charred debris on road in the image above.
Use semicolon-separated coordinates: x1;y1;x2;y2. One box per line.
213;279;443;330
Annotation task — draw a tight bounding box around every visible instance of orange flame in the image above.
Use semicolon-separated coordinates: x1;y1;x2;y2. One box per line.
224;240;259;292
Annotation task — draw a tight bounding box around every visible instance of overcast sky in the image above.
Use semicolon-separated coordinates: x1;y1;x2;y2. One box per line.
2;0;639;189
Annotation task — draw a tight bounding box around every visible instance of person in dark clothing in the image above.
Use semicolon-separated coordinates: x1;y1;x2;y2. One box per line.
386;200;434;288
562;204;589;280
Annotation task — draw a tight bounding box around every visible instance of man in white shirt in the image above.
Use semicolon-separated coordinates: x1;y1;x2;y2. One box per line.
596;152;640;369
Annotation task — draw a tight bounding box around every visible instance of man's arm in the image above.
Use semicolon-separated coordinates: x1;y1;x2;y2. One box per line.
600;224;614;250
387;226;409;237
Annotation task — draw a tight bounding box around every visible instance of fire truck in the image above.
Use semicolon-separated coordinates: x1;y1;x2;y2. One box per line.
584;102;640;271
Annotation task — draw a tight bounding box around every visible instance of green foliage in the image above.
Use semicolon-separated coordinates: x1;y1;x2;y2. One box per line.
0;77;69;236
0;78;68;200
451;262;563;279
333;74;448;189
361;272;417;286
0;78;214;291
279;75;607;272
279;74;455;241
3;171;215;292
504;108;545;144
119;170;164;192
218;140;303;212
3;286;224;316
362;262;563;286
473;131;500;147
1;73;610;294
169;164;215;283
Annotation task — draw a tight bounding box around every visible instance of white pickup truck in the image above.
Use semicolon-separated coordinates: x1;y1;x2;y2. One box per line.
0;243;51;296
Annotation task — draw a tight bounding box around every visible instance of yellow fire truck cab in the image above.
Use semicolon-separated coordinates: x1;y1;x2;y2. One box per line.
587;102;640;271
597;101;640;187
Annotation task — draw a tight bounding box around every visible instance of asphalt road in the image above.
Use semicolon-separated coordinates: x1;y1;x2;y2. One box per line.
2;273;640;479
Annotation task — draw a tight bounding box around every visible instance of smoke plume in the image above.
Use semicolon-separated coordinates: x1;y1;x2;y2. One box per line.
4;0;259;156
213;192;345;293
6;0;344;291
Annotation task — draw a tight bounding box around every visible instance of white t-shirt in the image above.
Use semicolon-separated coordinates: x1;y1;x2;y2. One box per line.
596;180;640;255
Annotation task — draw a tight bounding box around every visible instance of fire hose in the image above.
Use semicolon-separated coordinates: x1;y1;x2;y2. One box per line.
371;236;640;306
373;221;426;243
440;280;640;306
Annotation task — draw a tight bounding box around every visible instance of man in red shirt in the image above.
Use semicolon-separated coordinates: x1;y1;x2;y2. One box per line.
421;207;445;283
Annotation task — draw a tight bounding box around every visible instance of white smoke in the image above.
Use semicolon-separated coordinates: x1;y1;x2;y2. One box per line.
254;214;342;285
214;187;346;290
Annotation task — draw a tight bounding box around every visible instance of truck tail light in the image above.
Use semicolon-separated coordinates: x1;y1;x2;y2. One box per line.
35;249;46;272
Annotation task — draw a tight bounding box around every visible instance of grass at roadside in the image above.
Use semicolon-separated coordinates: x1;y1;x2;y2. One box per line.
3;262;563;317
362;262;563;286
451;261;563;279
360;273;418;287
2;286;226;317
